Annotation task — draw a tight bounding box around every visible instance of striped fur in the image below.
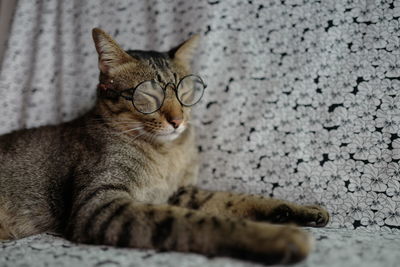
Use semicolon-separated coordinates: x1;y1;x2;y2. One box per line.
0;28;329;265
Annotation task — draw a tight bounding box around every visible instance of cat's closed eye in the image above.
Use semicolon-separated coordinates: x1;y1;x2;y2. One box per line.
133;81;165;113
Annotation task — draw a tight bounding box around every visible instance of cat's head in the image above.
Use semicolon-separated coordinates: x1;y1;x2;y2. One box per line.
92;28;203;143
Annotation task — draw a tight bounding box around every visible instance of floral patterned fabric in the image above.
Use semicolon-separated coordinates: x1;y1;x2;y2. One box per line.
1;228;400;267
0;0;400;233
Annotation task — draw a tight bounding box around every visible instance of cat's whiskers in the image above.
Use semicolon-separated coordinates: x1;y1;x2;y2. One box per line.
86;121;143;128
116;127;144;136
89;120;144;130
107;122;143;127
127;131;147;144
89;117;142;123
143;125;160;131
98;120;143;124
147;132;157;144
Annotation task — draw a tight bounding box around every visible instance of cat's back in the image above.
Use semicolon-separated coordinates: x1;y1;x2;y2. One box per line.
0;125;62;163
0;119;83;177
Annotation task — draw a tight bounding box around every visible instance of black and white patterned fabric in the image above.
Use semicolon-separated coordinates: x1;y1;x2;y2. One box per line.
1;1;400;265
1;228;400;267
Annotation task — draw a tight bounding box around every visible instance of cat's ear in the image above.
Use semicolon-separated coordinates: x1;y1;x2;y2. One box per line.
92;28;135;74
169;34;200;68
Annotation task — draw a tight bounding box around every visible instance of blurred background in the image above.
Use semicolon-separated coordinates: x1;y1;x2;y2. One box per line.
0;1;17;64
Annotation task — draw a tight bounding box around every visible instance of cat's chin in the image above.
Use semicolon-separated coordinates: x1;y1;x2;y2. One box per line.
155;132;182;142
147;126;186;143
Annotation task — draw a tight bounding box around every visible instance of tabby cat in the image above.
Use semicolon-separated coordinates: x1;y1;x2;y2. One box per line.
0;28;329;265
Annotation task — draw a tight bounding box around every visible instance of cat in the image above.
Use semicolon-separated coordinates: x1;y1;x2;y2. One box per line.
0;28;329;265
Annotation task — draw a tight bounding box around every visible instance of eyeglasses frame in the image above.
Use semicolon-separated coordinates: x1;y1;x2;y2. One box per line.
108;74;207;114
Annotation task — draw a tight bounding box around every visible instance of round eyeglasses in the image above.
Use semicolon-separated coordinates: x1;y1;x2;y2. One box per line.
110;74;207;114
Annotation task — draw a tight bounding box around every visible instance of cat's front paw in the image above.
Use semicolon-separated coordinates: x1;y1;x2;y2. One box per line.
254;202;330;227
272;204;330;227
253;225;313;264
301;205;330;227
271;225;313;264
226;224;312;265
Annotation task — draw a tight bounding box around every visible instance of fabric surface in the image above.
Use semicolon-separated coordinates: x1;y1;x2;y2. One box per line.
1;227;400;267
1;0;400;232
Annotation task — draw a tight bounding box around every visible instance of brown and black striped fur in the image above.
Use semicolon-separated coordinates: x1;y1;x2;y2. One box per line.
0;28;329;265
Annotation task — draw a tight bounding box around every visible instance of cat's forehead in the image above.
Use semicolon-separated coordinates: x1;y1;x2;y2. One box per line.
127;50;169;67
125;50;184;83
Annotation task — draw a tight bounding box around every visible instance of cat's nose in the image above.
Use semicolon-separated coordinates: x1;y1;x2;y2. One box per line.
168;118;183;129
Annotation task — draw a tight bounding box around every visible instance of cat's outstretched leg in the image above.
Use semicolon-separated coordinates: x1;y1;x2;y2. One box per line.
169;187;329;227
66;195;312;264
